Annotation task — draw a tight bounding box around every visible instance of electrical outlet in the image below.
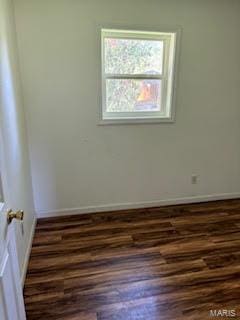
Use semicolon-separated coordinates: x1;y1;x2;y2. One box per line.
191;175;198;184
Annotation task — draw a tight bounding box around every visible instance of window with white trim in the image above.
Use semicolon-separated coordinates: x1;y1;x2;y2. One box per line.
101;28;179;124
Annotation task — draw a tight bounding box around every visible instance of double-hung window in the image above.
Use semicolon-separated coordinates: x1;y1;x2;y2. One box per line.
101;28;179;124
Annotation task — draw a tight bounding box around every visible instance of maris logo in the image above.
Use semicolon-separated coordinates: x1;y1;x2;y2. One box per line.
210;310;236;317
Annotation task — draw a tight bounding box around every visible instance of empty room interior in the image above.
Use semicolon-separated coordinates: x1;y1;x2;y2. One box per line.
0;0;240;319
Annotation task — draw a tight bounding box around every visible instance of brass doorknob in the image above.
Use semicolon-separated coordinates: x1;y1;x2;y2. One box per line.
7;209;24;224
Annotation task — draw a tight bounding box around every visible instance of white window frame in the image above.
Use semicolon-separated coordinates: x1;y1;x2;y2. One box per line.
100;28;180;125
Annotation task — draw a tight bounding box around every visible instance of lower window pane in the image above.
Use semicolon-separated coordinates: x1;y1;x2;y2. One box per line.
106;79;162;113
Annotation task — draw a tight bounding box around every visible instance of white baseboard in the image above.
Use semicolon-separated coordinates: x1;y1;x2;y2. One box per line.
21;217;37;287
37;192;240;218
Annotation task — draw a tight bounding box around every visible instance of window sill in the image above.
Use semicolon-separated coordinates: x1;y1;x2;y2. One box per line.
98;117;175;125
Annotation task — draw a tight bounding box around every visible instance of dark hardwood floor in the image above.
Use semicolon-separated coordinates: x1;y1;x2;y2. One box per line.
24;199;240;320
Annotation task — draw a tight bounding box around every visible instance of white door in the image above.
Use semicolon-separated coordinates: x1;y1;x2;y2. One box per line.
0;0;36;319
0;213;26;320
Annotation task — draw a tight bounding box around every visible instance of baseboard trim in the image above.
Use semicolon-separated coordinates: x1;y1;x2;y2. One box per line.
37;192;240;218
21;217;37;287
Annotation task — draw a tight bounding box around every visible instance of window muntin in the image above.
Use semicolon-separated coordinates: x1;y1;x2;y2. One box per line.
101;29;178;123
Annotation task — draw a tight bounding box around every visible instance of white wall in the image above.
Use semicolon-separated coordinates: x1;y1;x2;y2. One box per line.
0;0;35;279
13;0;240;217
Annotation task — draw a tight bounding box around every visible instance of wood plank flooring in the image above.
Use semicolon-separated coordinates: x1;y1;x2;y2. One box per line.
24;199;240;320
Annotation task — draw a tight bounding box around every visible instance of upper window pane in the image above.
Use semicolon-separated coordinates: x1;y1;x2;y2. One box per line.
104;38;163;75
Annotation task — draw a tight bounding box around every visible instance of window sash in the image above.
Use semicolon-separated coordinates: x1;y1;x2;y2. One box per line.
103;36;167;77
104;77;165;117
